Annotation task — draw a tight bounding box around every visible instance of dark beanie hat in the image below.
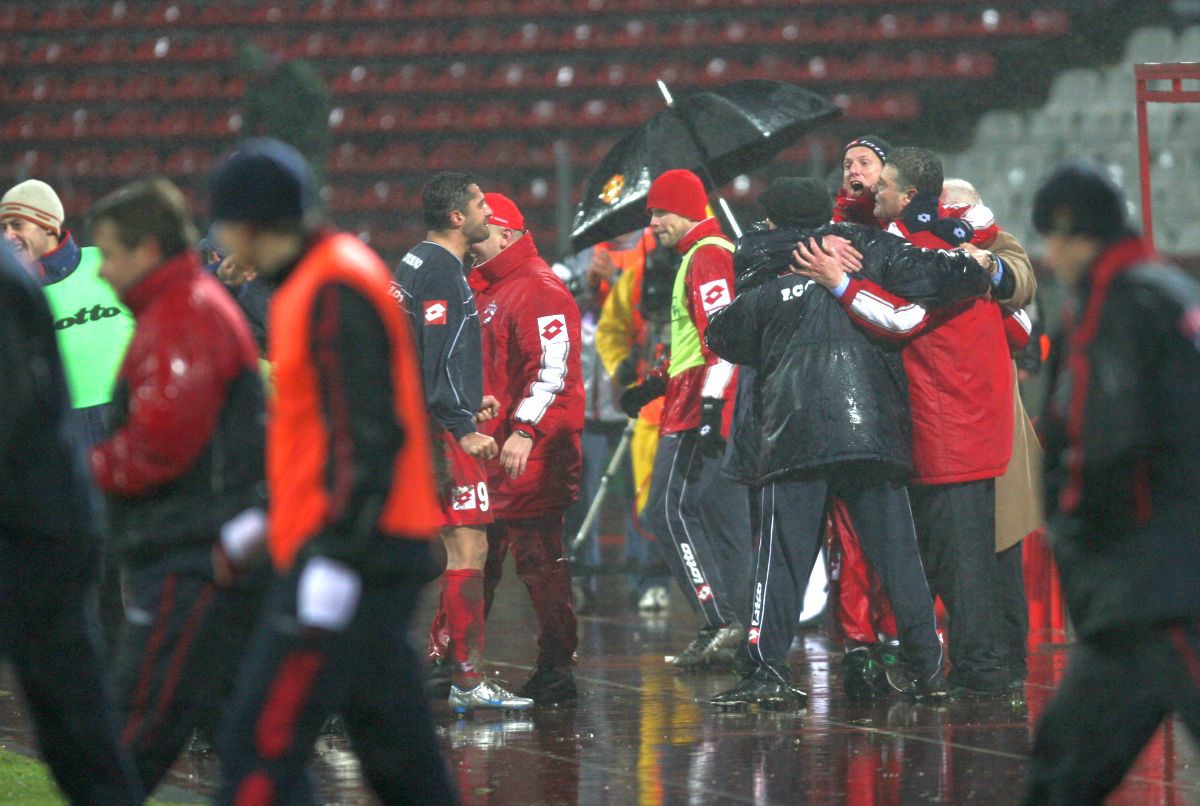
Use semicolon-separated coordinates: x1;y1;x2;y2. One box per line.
843;134;893;164
758;177;833;229
1032;161;1130;240
209;138;314;225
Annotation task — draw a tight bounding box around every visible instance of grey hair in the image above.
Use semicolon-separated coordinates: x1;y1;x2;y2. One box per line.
941;178;982;207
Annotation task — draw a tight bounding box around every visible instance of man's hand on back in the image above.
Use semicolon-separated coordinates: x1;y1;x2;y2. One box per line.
792;237;857;289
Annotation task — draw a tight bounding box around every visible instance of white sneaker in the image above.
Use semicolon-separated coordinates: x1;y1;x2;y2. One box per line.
449;680;533;714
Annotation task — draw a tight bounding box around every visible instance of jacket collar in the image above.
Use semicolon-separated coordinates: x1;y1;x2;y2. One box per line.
121;250;202;315
38;230;82;284
675;217;726;255
473;232;539;286
1073;235;1157;347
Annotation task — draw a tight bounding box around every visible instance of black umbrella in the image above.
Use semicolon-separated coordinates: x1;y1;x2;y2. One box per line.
569;79;840;253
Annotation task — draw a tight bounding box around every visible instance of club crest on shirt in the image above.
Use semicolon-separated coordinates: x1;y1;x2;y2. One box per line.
481;301;498;325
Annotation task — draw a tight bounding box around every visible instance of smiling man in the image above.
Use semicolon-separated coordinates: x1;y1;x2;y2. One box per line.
0;179;134;443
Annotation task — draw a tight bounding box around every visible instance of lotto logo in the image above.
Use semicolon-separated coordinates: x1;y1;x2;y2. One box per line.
696;584;713;602
536;314;568;345
451;485;477;511
748;627;760;645
424;300;448;324
698;279;731;313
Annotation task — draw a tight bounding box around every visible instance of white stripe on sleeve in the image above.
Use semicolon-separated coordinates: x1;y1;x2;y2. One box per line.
847;289;929;336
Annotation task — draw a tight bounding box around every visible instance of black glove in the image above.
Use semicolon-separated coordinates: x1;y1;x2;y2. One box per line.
697;398;725;454
618;375;666;419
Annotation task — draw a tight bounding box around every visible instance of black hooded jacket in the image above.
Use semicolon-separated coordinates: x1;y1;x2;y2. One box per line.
706;222;988;485
1041;237;1200;638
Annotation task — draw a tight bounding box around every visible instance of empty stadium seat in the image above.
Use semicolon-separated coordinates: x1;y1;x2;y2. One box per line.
1122;25;1176;65
974;110;1026;144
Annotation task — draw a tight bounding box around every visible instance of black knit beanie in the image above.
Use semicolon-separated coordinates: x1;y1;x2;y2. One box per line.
210;138;314;226
759;177;833;229
843;134;893;164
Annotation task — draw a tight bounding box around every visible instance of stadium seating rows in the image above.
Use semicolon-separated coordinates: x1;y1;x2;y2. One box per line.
946;23;1200;253
6;0;1169;263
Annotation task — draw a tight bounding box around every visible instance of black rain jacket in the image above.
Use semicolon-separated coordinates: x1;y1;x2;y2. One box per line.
1041;237;1200;638
706;222;988;485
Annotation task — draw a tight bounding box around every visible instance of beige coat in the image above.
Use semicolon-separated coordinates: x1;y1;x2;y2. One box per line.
995;372;1044;551
991;229;1037;308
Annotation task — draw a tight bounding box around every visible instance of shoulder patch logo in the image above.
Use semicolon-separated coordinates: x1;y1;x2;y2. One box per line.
537;314;568;345
699;279;732;313
424;300;448;325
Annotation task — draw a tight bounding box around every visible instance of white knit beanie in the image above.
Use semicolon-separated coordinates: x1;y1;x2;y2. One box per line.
0;179;64;236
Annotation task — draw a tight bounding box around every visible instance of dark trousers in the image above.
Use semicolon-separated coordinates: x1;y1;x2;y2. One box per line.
112;556;265;794
996;541;1029;681
749;476;941;682
0;533;142;805
909;479;1007;690
484;512;578;669
1027;621;1200;805
646;431;752;628
217;553;458;806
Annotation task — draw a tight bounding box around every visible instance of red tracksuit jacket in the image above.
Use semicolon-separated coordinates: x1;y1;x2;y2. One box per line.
471;233;583;517
836;221;1015;484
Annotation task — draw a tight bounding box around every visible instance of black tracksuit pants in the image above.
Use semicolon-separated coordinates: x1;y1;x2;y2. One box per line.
909;479;1007;691
646;431;752;629
0;532;143;805
112;553;266;794
216;554;458;806
1027;621;1200;805
749;476;942;683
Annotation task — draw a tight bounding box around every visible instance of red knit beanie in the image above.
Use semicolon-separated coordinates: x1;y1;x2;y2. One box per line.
646;169;708;221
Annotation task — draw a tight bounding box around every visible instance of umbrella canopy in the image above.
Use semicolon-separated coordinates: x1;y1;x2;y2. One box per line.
570;80;840;252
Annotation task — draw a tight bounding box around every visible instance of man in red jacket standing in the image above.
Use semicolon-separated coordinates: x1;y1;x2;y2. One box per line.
800;147;1015;697
620;169;751;670
470;193;584;703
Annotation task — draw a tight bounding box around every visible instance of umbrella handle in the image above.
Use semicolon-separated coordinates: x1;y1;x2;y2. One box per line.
717;197;743;239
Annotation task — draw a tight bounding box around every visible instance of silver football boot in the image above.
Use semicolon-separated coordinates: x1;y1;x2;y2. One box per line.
449;679;534;714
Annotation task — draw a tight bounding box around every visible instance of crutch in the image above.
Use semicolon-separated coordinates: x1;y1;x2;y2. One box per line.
564;418;636;563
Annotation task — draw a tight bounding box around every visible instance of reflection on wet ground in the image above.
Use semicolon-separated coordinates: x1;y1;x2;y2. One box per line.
1;570;1198;804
